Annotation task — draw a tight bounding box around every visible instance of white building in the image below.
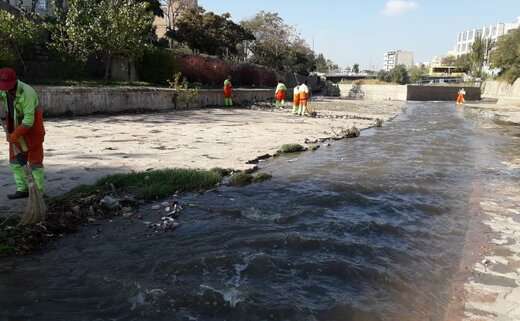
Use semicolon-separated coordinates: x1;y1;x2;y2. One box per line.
384;50;414;71
5;0;51;15
154;0;199;39
454;16;520;56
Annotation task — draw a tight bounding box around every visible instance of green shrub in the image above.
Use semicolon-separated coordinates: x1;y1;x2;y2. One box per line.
137;48;179;85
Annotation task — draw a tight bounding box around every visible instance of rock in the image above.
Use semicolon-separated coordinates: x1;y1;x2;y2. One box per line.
123;212;134;218
87;217;96;223
375;118;384;127
151;205;161;210
71;206;81;214
100;196;120;210
161;202;170;207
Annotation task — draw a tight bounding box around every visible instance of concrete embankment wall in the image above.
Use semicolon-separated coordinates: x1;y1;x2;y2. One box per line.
407;86;481;101
482;80;520;106
338;84;481;101
35;87;273;116
338;84;408;101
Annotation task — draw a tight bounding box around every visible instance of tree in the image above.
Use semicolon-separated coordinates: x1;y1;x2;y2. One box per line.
470;35;486;78
390;65;410;84
491;28;520;83
377;70;392;83
315;53;328;73
241;11;293;71
409;64;427;83
352;64;360;74
241;11;317;75
441;55;457;66
50;0;155;80
169;8;254;57
0;10;40;70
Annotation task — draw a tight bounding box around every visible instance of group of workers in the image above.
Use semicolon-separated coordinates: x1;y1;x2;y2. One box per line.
223;76;312;116
274;80;311;116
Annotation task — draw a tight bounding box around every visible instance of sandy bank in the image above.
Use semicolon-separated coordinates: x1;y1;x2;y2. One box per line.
0;99;404;216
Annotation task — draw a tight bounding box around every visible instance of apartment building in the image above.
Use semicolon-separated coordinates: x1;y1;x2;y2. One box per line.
454;16;520;56
4;0;51;15
154;0;198;39
384;50;414;71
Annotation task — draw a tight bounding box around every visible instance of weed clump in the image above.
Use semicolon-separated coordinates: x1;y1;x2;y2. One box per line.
253;173;273;183
278;144;305;154
228;173;254;187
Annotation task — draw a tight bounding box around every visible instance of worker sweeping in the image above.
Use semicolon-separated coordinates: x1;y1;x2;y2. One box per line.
292;85;300;115
223;76;233;107
275;80;287;109
298;81;310;116
0;68;45;201
456;88;466;105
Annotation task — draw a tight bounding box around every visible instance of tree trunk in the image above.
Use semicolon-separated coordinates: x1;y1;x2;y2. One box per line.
104;54;112;81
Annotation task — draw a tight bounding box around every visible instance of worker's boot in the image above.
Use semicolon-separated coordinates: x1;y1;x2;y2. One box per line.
8;191;29;200
8;164;28;200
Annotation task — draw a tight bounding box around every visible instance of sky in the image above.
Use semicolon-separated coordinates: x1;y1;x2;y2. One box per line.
198;0;520;70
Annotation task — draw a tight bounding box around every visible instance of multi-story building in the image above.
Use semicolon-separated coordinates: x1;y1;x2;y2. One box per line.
154;0;198;39
4;0;52;15
454;17;520;56
383;50;414;71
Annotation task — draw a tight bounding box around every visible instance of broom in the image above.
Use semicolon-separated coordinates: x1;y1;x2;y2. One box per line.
1;119;46;225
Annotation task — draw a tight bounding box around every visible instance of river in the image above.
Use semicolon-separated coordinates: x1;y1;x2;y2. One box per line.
1;102;519;321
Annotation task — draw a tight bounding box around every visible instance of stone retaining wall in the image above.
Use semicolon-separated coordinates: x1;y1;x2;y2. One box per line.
35;87;274;116
482;80;520;106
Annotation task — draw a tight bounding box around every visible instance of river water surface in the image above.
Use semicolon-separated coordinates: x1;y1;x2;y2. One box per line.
1;102;519;321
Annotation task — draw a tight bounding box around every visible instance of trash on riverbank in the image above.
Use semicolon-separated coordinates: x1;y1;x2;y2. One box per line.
0;168;225;257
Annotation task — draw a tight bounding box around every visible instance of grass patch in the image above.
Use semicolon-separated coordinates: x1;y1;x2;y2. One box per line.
253;173;273;183
210;167;233;177
278;144;305;154
229;173;254;187
0;243;15;256
96;169;223;200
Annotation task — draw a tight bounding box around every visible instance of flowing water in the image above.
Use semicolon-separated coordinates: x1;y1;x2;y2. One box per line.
1;102;520;321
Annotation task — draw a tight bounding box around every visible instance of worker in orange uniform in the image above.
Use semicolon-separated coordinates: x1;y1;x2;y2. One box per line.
275;80;287;108
456;88;466;105
0;68;46;199
292;85;300;115
298;81;310;116
224;76;233;107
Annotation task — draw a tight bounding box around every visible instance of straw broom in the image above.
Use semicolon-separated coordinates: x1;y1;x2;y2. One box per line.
1;119;46;225
11;143;47;226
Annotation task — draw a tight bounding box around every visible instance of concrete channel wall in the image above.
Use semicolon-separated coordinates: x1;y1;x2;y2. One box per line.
35;87;274;116
482;80;520;106
338;84;408;101
407;85;481;101
338;84;481;101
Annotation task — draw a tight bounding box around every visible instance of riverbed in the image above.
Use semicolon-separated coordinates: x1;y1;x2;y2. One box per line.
1;102;519;321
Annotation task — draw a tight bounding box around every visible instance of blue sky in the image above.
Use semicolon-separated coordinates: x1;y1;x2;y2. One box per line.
198;0;520;69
